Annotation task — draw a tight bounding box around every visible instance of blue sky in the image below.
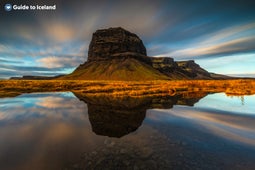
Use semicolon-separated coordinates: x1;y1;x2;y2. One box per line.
0;0;255;79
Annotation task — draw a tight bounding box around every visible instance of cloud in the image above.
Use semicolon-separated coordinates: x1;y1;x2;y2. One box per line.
155;22;255;59
165;37;255;58
0;58;23;64
37;56;84;68
0;40;87;78
0;63;63;72
200;22;255;44
0;63;69;79
42;22;77;43
0;44;7;52
0;69;20;78
34;42;88;69
196;52;255;75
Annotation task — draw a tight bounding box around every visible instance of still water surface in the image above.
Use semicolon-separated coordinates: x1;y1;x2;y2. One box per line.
0;92;254;170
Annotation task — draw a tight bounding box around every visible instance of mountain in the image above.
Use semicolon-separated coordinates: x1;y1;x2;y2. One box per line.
10;75;65;80
59;27;230;80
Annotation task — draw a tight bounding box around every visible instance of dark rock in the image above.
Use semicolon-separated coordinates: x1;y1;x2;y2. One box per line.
150;57;178;74
177;60;212;79
87;27;147;62
87;104;146;138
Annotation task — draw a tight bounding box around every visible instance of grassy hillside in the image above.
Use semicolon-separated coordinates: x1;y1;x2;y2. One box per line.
59;58;169;80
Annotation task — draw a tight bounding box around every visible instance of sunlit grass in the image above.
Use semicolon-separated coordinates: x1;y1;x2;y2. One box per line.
0;79;254;98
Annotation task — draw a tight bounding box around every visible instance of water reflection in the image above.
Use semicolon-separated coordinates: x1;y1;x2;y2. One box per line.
148;105;255;147
0;92;255;170
74;92;207;137
0;93;92;170
195;93;255;115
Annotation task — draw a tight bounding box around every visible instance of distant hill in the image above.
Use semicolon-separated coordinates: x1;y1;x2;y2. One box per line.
59;27;230;80
10;75;65;80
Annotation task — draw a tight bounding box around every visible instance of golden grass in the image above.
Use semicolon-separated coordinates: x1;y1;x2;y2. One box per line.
0;79;254;98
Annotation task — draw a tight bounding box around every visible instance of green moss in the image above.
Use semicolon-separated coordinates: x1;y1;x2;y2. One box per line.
60;58;169;81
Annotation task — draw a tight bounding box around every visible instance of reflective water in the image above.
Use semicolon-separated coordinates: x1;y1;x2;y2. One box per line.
0;92;254;170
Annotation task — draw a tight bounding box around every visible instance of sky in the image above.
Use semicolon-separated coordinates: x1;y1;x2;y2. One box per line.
0;0;255;79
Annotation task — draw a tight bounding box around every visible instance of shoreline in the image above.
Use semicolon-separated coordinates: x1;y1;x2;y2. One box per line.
0;79;255;98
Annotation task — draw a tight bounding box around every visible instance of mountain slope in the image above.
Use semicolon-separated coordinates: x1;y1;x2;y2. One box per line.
60;58;169;80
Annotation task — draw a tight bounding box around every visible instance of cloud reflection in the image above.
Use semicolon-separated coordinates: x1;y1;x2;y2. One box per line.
0;92;95;169
148;106;255;147
0;92;87;122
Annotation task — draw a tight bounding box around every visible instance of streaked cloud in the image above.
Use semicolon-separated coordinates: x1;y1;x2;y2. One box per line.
156;22;255;59
196;53;255;75
37;56;84;68
0;0;255;78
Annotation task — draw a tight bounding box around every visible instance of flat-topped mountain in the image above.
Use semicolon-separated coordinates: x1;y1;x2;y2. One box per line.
60;27;230;80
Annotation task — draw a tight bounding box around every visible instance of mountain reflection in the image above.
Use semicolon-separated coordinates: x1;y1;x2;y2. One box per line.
74;92;208;137
1;92;255;170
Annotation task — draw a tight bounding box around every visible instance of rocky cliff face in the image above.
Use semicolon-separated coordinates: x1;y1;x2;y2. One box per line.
150;57;178;76
176;60;212;79
88;27;147;62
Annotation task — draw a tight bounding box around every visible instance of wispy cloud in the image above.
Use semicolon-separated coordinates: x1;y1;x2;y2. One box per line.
156;22;255;59
0;58;23;64
42;22;77;43
0;0;255;78
37;56;84;68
